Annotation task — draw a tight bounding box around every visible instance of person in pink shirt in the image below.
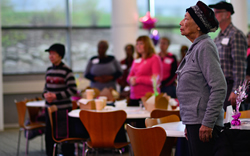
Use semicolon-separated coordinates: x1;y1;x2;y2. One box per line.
127;35;162;106
158;37;178;98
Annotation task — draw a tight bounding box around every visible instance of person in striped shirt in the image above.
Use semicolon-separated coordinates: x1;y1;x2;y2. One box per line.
43;43;77;156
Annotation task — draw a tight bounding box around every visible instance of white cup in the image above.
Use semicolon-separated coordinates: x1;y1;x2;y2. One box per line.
86;89;94;100
95;99;104;110
115;100;127;109
99;96;107;109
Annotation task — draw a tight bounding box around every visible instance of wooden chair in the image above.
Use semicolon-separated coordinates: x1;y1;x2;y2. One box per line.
72;100;78;110
126;124;167;156
15;100;46;156
151;109;181;119
145;115;180;156
25;97;45;124
47;105;87;156
145;114;180;128
239;110;250;118
79;109;130;155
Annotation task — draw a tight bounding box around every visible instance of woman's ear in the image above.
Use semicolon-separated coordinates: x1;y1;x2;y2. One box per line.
197;27;201;31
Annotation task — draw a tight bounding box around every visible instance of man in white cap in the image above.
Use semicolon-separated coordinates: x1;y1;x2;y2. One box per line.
209;1;248;111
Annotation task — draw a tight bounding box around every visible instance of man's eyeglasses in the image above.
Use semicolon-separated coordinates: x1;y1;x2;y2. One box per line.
214;10;227;14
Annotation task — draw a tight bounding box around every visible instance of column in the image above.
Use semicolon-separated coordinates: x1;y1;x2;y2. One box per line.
231;0;248;35
0;10;4;131
111;0;138;61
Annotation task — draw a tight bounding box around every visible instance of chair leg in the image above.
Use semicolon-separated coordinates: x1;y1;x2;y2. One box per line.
16;129;22;156
25;130;29;156
118;149;122;155
129;144;134;156
82;142;85;156
41;134;43;151
74;143;78;156
53;143;57;156
84;148;89;156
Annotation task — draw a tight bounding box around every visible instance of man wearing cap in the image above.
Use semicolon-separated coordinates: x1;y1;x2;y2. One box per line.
43;43;77;156
209;1;248;112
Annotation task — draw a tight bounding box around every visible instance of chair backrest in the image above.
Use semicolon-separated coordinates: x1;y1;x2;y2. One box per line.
72;101;78;110
79;110;127;148
15;100;27;128
240;110;250;118
151;109;180;119
126;124;167;156
145;114;180;128
47;105;58;142
27;107;41;124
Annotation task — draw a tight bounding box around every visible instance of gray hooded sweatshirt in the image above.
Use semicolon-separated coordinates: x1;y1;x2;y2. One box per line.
176;34;227;128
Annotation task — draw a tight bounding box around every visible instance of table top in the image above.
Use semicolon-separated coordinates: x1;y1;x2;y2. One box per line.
26;100;45;107
154;119;250;138
230;118;250;130
68;106;151;119
153;121;185;138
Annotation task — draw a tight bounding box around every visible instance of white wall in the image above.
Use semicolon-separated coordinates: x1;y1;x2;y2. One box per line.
111;0;138;61
231;0;248;35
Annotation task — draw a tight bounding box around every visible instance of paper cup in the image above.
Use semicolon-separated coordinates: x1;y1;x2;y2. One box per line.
86;89;94;100
99;96;107;109
95;99;103;110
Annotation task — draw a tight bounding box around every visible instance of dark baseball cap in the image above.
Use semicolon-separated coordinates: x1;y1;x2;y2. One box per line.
45;43;65;59
208;1;234;15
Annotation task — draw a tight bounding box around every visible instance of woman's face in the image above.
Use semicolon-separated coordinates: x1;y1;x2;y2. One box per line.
136;41;145;54
125;45;134;57
179;12;199;37
98;42;108;57
159;39;169;51
49;51;61;65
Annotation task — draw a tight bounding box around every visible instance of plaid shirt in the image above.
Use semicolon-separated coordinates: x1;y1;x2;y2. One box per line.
214;23;247;91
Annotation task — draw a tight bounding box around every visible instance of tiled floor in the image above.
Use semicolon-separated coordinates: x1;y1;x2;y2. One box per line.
0;128;131;156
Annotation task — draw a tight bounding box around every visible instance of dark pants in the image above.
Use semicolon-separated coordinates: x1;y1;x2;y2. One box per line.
186;124;222;156
128;98;141;106
175;138;189;156
224;79;234;111
45;108;74;156
213;129;250;156
127;99;145;128
161;84;177;98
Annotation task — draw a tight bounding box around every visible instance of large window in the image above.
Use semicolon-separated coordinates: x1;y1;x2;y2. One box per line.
1;0;112;74
1;0;249;74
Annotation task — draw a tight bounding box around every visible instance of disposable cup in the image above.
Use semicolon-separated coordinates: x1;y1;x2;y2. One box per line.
95;99;103;110
99;96;107;109
86;89;94;100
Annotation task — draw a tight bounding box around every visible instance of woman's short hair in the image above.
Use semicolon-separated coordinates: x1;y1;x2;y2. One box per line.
160;37;171;45
98;40;109;49
125;44;135;53
136;36;156;59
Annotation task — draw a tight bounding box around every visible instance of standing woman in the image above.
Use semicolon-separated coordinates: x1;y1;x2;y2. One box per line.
43;43;77;156
177;1;226;156
84;40;122;91
127;36;162;106
158;37;178;98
